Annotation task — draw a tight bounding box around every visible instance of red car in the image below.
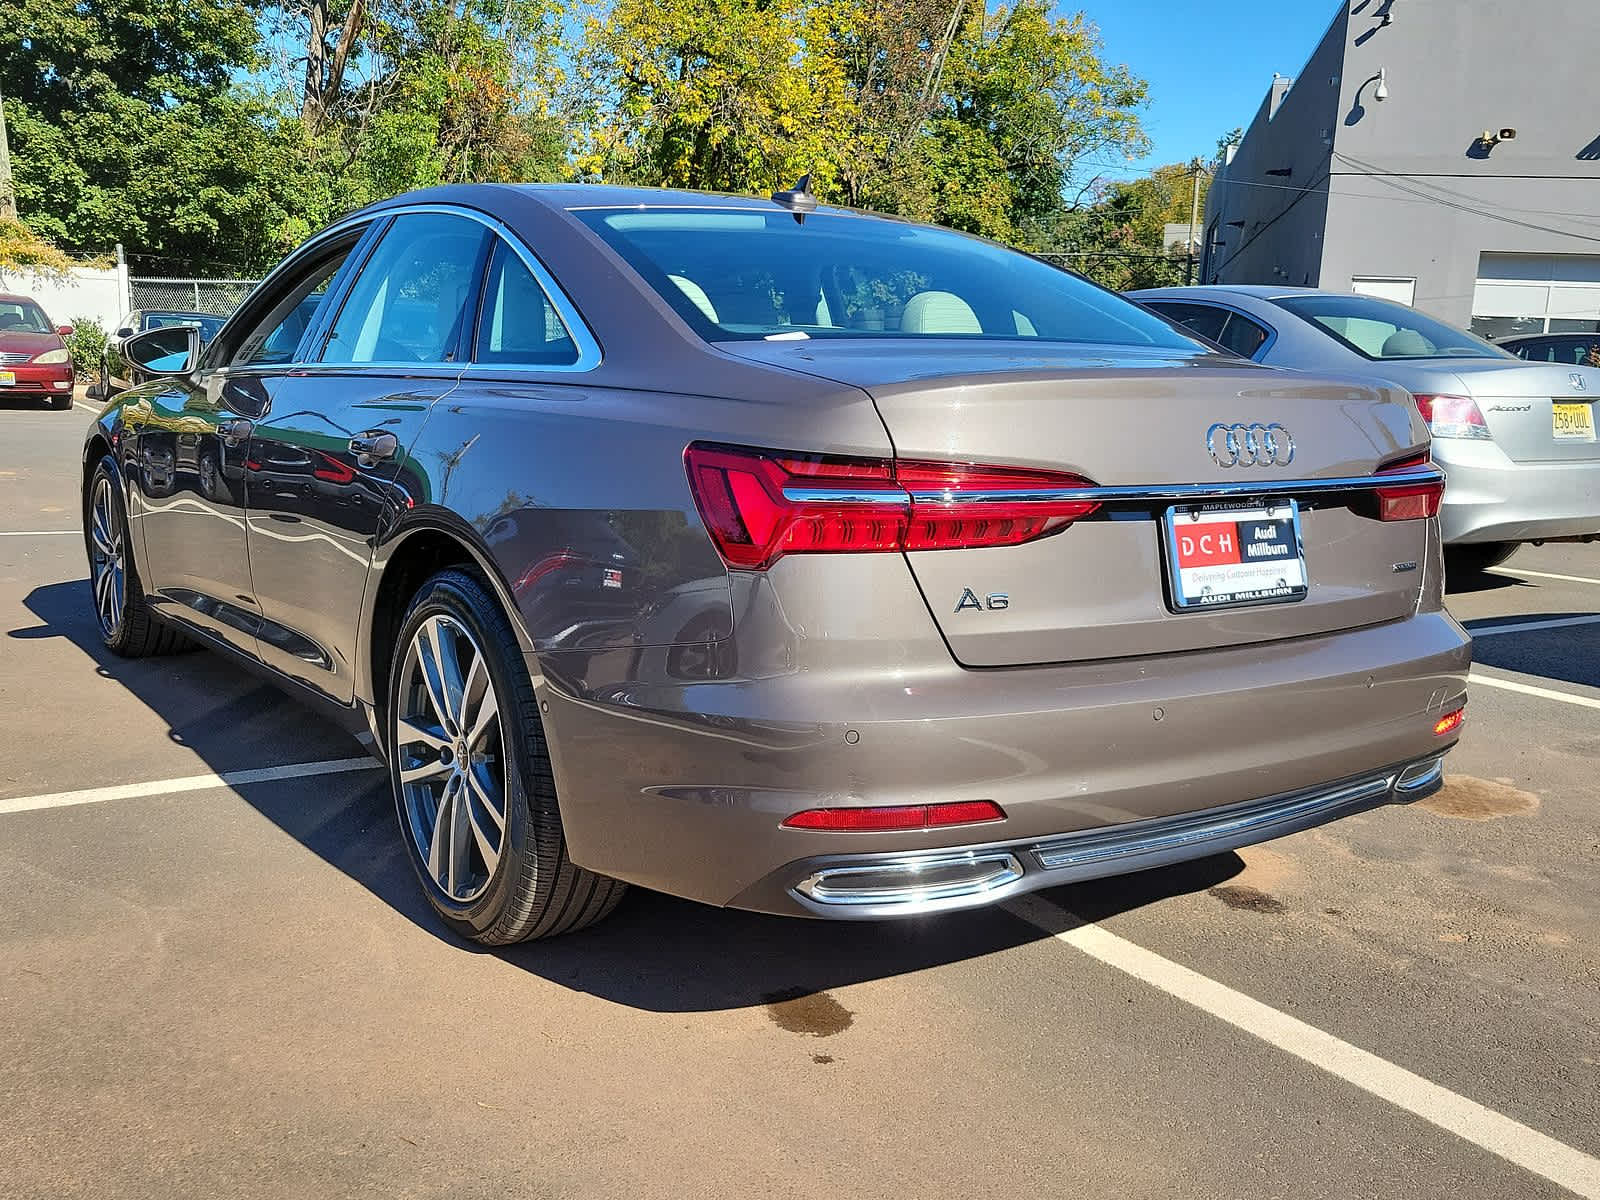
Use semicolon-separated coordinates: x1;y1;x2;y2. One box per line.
0;294;75;410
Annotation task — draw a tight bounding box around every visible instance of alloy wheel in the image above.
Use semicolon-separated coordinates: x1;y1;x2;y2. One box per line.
394;614;507;903
89;476;125;637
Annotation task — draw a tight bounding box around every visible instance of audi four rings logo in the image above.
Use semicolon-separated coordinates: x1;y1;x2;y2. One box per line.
1205;422;1296;468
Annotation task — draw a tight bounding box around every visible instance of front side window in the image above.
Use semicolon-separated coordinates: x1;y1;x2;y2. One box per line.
574;208;1203;351
322;213;489;364
0;300;53;334
1276;293;1511;361
472;240;579;366
230;252;354;368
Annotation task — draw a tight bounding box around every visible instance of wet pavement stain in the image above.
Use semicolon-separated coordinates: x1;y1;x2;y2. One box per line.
1416;776;1540;821
1208;884;1287;914
812;1054;835;1065
763;988;853;1037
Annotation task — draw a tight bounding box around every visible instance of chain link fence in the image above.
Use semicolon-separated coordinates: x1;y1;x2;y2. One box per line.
127;277;260;316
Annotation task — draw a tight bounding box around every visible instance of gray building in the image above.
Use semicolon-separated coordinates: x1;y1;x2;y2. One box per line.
1200;0;1600;338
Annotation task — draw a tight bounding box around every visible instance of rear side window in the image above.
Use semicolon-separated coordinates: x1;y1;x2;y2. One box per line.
575;208;1201;351
1146;302;1228;345
1216;311;1270;358
321;212;490;364
472;240;580;366
1506;338;1551;361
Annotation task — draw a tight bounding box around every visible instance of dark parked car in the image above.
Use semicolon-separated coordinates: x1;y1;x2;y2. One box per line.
1495;331;1600;367
91;309;228;399
83;184;1470;943
0;293;74;409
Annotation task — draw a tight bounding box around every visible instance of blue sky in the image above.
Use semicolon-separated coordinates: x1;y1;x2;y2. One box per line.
1084;0;1338;178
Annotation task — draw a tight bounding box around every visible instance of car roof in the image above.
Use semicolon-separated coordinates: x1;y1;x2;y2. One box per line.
1128;285;1331;303
1494;331;1592;342
0;293;43;306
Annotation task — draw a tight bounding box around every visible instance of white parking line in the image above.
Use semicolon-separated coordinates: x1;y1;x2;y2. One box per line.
73;401;102;414
1470;669;1600;711
1467;614;1600;637
1489;566;1600;588
0;757;383;817
0;529;79;537
1006;896;1600;1199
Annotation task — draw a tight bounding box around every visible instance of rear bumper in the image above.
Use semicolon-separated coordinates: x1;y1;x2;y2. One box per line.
538;600;1472;918
744;751;1450;918
1436;439;1600;544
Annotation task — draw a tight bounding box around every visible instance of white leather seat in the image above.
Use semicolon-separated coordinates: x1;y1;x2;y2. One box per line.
900;290;981;335
669;274;719;323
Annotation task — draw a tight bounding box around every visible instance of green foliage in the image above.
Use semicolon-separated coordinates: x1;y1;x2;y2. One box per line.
64;317;110;381
4;0;1155;270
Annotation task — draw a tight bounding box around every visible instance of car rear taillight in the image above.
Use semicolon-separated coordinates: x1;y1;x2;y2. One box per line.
1373;452;1444;521
1414;394;1491;440
782;800;1006;830
1433;705;1465;737
684;443;1098;569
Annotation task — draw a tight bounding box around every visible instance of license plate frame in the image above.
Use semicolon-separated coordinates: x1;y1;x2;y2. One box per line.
1553;401;1596;442
1163;500;1310;612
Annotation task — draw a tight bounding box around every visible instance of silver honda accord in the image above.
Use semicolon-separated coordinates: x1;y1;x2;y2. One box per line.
1132;286;1600;572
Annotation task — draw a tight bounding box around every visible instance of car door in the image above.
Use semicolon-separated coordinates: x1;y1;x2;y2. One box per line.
243;209;491;702
134;230;368;653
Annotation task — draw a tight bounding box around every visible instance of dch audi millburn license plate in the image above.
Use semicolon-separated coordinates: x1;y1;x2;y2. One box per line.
1164;501;1308;610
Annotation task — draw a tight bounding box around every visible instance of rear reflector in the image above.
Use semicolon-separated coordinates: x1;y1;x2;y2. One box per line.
782;800;1006;831
1372;452;1444;521
685;443;1098;569
1414;394;1491;440
1433;705;1465;737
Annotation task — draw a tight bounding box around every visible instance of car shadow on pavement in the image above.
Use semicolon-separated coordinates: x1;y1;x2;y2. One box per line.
1463;613;1600;692
1442;570;1522;595
16;575;1244;1012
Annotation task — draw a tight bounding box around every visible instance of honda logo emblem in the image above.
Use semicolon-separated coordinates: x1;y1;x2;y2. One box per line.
1572;373;1588;392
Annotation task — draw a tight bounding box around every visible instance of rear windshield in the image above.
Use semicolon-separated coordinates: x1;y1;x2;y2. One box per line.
0;299;53;334
1274;293;1511;361
574;208;1203;351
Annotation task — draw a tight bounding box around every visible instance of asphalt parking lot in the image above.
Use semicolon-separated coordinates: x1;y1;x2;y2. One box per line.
1;396;1596;1199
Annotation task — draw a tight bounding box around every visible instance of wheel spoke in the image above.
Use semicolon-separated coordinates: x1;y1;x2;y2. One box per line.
400;758;451;786
465;763;505;832
91;512;113;556
418;618;462;735
462;655;498;750
110;564;124;627
394;714;451;753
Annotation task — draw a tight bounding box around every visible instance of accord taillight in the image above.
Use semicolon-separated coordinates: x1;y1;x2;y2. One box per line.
1414;393;1491;440
1372;452;1445;521
684;443;1099;569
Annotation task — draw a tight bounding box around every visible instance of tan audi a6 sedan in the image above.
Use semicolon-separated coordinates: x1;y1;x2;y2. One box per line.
84;183;1470;942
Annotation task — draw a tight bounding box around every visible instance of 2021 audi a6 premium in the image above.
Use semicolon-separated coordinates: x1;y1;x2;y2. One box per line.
84;184;1471;942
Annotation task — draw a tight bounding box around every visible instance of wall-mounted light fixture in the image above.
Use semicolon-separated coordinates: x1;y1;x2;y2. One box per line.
1374;67;1389;102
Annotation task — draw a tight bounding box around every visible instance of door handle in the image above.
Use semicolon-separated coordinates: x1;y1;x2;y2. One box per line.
218;417;253;446
349;431;399;466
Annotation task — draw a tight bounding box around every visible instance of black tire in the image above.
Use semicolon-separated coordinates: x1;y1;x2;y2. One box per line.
387;568;626;944
1446;541;1520;576
50;392;72;410
85;456;189;657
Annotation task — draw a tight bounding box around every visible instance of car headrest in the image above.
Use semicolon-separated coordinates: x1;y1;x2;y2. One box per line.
900;291;981;335
1381;329;1432;357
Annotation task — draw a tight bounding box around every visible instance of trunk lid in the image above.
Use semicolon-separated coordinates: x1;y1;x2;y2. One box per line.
721;340;1432;666
1450;360;1600;463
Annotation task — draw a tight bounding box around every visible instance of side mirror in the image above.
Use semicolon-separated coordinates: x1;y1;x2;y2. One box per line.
122;325;199;377
115;327;135;339
56;324;74;337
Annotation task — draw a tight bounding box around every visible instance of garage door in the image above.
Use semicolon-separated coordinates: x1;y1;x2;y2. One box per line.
1471;252;1600;339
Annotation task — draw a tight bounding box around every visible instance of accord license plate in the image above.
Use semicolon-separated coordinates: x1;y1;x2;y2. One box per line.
0;371;14;386
1164;501;1308;611
1553;402;1596;441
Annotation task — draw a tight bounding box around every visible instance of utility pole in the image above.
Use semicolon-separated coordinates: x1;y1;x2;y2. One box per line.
0;82;17;220
1186;160;1205;286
